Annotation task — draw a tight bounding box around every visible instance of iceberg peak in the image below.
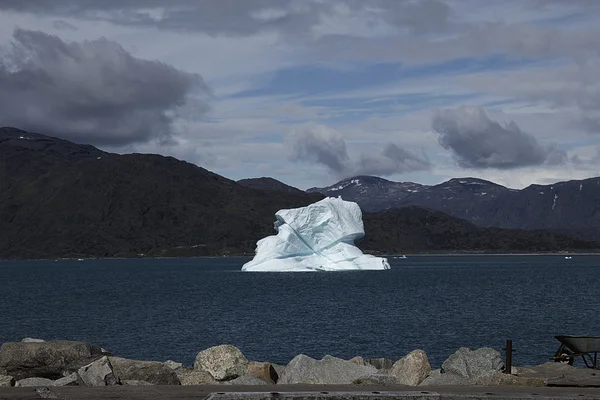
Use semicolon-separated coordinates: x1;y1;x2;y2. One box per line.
242;197;390;272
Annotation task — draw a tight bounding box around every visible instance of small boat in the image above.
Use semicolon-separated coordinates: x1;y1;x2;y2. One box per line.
565;256;572;260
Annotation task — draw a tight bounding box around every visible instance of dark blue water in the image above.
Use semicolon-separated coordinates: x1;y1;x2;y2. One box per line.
1;255;599;369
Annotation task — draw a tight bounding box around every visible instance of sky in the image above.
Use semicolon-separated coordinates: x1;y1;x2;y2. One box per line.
0;0;599;190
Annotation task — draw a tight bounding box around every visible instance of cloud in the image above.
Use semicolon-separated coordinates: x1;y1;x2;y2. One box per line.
287;125;350;173
0;29;209;145
432;106;566;169
287;124;431;177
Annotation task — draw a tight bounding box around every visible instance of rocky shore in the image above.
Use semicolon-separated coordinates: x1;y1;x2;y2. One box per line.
0;338;597;389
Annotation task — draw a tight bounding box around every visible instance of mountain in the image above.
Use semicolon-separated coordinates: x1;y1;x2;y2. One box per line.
237;177;304;194
307;175;425;211
0;127;323;259
310;175;600;240
0;127;596;259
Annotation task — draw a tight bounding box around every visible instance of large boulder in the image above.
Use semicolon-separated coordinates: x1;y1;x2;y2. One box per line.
367;358;394;370
0;375;15;387
278;354;376;385
441;347;503;382
0;340;104;380
53;373;79;387
77;356;119;387
389;349;431;386
420;369;471;386
109;357;180;385
178;369;217;385
194;345;248;381
16;377;55;387
246;361;278;384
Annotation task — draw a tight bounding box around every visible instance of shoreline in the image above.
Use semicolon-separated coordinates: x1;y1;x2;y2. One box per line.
1;251;598;262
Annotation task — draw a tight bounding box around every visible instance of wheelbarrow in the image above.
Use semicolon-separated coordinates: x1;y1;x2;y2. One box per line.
550;335;600;369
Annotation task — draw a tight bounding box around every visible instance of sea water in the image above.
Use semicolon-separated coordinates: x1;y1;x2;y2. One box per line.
0;255;598;368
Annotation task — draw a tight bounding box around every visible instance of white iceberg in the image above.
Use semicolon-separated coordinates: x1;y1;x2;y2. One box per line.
242;197;390;272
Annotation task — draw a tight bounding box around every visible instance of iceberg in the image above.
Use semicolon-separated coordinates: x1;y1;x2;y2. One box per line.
242;197;390;272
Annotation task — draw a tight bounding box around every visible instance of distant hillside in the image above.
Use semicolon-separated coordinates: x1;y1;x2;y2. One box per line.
237;177;304;194
1;127;596;259
310;175;600;240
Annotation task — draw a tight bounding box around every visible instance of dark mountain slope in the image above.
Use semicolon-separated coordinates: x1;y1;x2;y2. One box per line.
0;127;322;259
237;177;304;194
310;175;600;240
360;207;596;254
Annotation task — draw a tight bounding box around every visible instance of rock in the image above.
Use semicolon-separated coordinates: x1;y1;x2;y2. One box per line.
348;356;367;366
224;375;270;385
178;370;217;385
0;340;104;380
245;361;278;384
77;356;119;387
123;380;155;385
164;360;183;371
475;371;545;386
419;369;472;386
441;347;503;381
389;349;431;386
353;373;399;386
515;362;576;379
278;354;376;385
21;338;45;343
272;363;286;378
53;373;79;386
109;356;180;385
36;387;59;399
194;345;248;381
0;375;15;387
366;358;394;370
17;377;55;387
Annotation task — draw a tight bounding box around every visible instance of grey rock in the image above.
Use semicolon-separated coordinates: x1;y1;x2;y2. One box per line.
389;349;431;386
419;369;472;386
178;369;217;385
224;375;269;385
17;377;55;387
515;362;576;379
441;347;503;381
164;360;183;371
348;356;367;366
122;379;155;385
36;387;59;399
53;373;79;386
272;363;286;378
475;371;545;386
0;375;15;387
278;354;376;385
353;373;399;386
194;345;248;381
366;358;394;370
21;338;45;343
109;356;180;385
77;356;119;387
0;340;104;380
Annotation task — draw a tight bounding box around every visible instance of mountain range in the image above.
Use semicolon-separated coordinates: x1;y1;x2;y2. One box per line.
305;175;600;241
1;127;597;259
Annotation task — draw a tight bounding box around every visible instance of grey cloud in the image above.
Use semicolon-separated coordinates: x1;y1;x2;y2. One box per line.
0;0;454;37
287;125;350;173
0;29;209;145
287;125;430;177
432;106;566;169
357;144;431;176
51;20;78;31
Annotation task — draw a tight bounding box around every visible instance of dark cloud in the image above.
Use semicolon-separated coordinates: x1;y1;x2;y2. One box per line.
287;125;350;173
287;125;430;177
51;20;78;31
0;29;209;145
0;0;454;37
432;106;566;169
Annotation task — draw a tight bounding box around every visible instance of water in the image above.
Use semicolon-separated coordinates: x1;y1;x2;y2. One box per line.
0;255;598;369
